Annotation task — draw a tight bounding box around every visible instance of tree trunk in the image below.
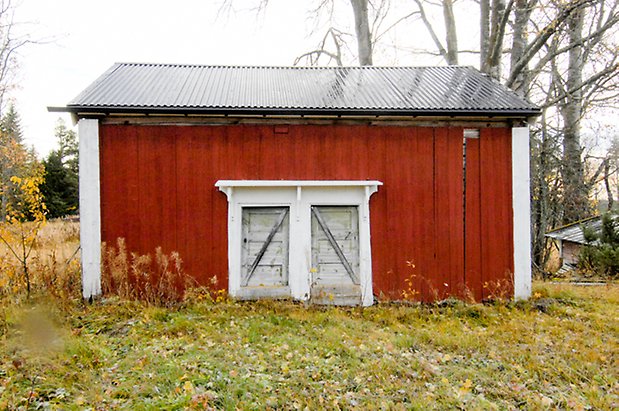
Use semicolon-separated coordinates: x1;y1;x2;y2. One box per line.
531;113;555;273
604;159;614;212
481;0;509;79
480;0;490;69
443;0;458;65
0;169;7;218
560;7;588;224
510;0;532;96
350;0;373;65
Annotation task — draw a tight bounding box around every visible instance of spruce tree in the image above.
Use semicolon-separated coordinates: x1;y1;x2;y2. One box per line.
41;119;79;218
0;103;23;143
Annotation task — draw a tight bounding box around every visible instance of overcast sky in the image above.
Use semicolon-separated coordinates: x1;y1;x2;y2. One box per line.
16;0;611;158
12;0;319;156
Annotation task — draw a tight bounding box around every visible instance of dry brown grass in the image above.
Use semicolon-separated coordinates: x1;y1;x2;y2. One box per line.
0;219;81;302
1;219;198;306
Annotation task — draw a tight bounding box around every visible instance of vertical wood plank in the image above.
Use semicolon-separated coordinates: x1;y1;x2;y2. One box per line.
99;125;140;253
413;127;436;301
383;126;406;296
448;127;466;298
363;126;389;297
480;128;514;299
136;126;177;256
175;127;212;285
464;136;483;301
433;127;465;300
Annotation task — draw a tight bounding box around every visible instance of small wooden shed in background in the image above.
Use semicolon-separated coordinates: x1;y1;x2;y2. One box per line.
53;63;539;305
546;216;602;274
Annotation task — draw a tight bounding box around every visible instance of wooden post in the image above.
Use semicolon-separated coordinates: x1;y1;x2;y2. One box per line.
512;126;532;300
79;119;101;300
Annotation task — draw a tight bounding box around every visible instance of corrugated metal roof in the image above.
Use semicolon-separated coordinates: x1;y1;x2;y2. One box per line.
545;216;602;244
64;63;540;117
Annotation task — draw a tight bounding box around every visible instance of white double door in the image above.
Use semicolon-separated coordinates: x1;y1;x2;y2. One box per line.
217;180;381;306
241;205;360;303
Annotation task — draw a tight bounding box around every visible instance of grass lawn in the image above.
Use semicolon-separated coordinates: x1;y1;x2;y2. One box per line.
0;283;616;410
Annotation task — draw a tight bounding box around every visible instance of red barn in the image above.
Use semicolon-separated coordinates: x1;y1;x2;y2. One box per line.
55;63;539;305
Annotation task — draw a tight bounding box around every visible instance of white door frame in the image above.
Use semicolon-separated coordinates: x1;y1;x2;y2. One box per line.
216;180;382;306
241;206;291;294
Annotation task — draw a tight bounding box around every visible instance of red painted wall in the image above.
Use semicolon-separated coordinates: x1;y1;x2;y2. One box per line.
99;124;514;301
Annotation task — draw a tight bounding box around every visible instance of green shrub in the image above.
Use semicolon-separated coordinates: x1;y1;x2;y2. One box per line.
579;213;619;277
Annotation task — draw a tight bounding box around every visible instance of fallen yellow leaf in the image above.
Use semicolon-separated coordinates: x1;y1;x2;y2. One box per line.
183;380;194;394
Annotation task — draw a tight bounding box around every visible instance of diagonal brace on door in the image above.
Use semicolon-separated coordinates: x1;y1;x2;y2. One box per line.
311;207;360;284
243;208;289;287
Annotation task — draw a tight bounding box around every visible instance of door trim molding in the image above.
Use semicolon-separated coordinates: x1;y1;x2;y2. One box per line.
217;181;382;306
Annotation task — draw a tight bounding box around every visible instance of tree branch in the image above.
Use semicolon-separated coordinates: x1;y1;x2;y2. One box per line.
517;9;619;88
507;0;596;87
413;0;448;62
373;11;419;44
542;62;619;108
486;0;515;69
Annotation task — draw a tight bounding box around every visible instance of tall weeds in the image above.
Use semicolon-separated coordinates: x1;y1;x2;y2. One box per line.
102;238;193;307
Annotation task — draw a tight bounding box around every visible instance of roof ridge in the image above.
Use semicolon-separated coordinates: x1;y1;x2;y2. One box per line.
546;215;602;234
114;62;477;70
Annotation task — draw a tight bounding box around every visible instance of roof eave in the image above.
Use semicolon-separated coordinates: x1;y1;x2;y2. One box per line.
51;105;542;119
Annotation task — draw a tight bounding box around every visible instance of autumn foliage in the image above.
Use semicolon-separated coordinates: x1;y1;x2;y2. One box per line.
102;238;196;306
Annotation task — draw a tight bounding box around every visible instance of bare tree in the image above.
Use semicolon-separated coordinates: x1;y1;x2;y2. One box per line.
509;0;536;94
294;28;347;66
217;0;619;275
412;0;459;65
530;109;563;273
527;0;619;269
350;0;373;65
0;0;34;113
219;0;388;66
481;0;513;78
559;6;588;223
0;0;38;219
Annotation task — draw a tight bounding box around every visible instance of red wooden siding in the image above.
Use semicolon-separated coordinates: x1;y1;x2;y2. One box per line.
433;127;465;299
464;128;515;300
99;124;514;301
464;137;483;301
479;128;515;298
